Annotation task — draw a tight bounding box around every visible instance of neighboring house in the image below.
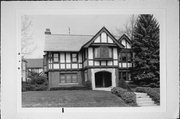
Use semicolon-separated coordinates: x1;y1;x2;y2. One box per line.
43;27;133;90
26;59;44;74
21;57;28;82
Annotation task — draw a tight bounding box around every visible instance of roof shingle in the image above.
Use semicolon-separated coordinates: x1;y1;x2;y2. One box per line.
26;59;43;68
44;34;93;51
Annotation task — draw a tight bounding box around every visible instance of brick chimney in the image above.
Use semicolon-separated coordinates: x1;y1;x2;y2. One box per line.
45;28;51;35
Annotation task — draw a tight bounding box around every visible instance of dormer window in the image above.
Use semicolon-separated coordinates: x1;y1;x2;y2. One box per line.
94;46;112;59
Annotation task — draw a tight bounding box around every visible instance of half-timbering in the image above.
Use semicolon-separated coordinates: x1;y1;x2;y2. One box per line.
43;27;133;90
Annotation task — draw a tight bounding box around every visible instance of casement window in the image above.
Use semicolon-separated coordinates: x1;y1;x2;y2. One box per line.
60;53;65;63
119;71;131;81
119;52;132;62
94;46;113;59
53;53;59;62
59;73;78;84
72;53;78;63
127;53;132;61
48;53;53;69
66;53;71;63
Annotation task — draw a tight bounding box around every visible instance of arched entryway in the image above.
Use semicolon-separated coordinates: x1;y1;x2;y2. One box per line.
95;71;112;88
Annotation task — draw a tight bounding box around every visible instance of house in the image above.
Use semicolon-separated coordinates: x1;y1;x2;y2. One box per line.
26;58;44;74
43;27;133;90
21;58;44;82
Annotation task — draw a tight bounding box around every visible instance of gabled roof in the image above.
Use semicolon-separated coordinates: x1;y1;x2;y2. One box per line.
26;59;43;68
44;34;93;52
44;27;125;52
83;26;124;48
118;34;132;44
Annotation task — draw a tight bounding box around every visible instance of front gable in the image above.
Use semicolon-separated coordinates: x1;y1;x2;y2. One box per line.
83;27;124;48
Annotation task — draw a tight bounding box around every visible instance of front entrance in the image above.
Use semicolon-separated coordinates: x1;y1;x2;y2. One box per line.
95;71;112;88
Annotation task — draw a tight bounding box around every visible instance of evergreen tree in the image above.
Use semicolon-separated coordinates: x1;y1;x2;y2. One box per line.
131;14;160;87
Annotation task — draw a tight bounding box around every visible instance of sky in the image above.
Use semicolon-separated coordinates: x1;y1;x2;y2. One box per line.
22;14;138;58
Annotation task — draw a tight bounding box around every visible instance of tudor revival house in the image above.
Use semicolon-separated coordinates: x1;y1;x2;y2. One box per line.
43;27;133;90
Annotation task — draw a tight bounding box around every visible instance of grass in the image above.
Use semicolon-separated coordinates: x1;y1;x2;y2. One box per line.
22;90;129;107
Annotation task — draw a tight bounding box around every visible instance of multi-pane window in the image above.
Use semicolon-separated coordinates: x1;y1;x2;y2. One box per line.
48;53;53;69
94;46;112;59
127;53;131;61
53;53;59;62
119;72;131;81
72;53;77;62
119;52;131;62
59;73;78;84
60;74;66;83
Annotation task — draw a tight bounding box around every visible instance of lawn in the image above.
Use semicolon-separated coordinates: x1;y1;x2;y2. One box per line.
22;90;129;107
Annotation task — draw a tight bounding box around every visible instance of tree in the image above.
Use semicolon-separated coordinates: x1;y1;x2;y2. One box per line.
131;14;160;87
116;15;137;40
21;15;37;57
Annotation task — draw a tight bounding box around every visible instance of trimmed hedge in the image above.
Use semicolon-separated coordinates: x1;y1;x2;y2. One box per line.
135;87;160;104
111;87;137;106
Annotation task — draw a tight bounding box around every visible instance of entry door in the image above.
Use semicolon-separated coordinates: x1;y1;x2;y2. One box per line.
95;71;112;88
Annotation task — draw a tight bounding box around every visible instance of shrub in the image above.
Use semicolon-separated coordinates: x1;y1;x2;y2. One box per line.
135;87;160;104
34;84;48;91
144;83;159;88
22;72;48;91
22;83;36;91
111;87;137;106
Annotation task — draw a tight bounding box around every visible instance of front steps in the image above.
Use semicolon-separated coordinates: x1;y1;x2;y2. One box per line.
135;92;158;107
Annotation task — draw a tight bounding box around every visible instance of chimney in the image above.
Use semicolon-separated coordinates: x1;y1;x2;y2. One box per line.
45;28;51;35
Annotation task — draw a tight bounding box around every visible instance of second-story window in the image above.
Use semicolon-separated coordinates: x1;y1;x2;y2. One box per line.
72;53;77;63
119;52;132;62
94;46;112;59
53;53;59;62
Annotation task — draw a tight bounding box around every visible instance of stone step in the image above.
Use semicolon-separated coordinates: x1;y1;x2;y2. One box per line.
137;101;155;105
136;95;150;98
138;103;157;106
136;97;152;101
135;92;158;107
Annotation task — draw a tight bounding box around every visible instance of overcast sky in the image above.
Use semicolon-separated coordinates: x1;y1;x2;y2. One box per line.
23;14;157;59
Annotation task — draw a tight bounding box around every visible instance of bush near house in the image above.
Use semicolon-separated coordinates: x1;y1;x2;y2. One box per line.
135;87;160;104
22;72;48;91
111;87;137;106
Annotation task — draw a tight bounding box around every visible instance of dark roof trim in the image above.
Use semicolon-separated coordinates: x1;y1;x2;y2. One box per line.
118;34;132;44
82;26;124;49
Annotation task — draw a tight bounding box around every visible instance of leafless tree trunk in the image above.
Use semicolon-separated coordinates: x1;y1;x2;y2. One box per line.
21;15;37;58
